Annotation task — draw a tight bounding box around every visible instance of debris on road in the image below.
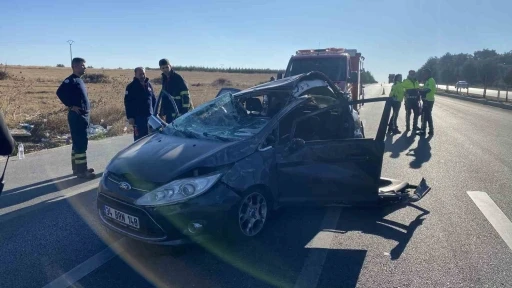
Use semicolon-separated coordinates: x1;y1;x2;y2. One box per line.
19;123;34;132
10;128;31;138
87;124;109;137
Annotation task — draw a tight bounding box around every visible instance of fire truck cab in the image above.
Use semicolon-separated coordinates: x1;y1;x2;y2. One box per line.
280;48;365;110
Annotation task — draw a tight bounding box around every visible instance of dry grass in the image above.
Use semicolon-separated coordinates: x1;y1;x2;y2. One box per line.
0;65;274;153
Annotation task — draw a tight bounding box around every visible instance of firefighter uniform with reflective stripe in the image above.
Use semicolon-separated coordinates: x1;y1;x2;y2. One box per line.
421;77;437;134
159;70;193;123
56;74;93;176
402;77;421;130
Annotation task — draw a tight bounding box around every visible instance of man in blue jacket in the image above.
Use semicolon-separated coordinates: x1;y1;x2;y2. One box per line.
124;67;156;141
56;57;95;179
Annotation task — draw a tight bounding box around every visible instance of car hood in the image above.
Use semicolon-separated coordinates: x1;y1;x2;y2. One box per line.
105;132;258;184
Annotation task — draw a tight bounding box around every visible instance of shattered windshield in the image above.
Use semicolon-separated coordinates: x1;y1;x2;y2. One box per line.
164;92;270;142
287;57;347;81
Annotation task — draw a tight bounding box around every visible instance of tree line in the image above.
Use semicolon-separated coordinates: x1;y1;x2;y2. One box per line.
54;62;380;84
360;69;378;84
146;66;285;74
416;49;512;91
148;65;379;84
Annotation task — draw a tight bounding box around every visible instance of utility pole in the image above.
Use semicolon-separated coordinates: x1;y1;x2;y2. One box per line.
67;40;74;65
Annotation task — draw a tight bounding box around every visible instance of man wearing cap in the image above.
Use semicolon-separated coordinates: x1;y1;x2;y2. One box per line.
124;67;157;141
158;59;193;123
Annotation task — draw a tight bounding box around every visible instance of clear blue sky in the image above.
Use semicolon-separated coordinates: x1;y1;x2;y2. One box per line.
1;0;510;82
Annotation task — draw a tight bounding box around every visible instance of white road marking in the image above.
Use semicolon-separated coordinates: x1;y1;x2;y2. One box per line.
294;207;342;288
42;237;127;288
467;191;512;251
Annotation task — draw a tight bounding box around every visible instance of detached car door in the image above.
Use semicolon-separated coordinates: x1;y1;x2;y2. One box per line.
276;107;384;206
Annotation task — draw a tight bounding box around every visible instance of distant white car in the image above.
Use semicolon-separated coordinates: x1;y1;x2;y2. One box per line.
455;81;469;89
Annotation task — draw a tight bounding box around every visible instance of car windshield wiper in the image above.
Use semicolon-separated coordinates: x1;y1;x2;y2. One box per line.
202;132;231;142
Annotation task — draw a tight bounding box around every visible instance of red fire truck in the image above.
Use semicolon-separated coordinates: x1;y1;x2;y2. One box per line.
280;48;365;110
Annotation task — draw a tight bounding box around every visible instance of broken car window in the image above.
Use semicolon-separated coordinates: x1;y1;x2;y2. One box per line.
292;108;345;142
278;98;320;144
165;92;270;142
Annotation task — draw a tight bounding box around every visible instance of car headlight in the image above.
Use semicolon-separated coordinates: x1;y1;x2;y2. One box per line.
134;173;222;206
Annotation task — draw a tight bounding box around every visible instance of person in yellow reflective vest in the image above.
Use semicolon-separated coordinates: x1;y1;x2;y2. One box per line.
418;69;436;136
388;74;404;134
402;70;421;131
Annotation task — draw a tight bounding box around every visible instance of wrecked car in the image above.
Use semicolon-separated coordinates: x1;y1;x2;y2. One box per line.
96;71;431;245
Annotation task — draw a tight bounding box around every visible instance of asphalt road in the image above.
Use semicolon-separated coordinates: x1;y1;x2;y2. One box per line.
1;84;512;288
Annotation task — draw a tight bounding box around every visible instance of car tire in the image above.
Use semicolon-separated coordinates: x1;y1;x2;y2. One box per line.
226;187;273;241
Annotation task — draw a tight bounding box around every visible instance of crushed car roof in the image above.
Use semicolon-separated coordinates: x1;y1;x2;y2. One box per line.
233;71;342;97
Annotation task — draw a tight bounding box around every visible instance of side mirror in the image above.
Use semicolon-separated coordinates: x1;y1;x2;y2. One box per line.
287;138;305;153
277;72;283;80
148;115;166;131
348;71;358;84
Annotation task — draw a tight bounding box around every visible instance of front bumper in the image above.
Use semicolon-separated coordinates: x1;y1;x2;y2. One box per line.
96;181;241;246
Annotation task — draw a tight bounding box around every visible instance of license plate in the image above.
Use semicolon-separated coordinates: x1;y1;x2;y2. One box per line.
104;205;140;229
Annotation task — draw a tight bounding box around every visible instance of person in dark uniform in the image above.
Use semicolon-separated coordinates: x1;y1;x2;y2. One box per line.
56;57;95;179
0;111;14;194
0;111;14;156
158;59;193;123
124;67;156;141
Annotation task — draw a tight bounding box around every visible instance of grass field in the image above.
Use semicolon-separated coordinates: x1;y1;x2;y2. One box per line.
0;65;275;153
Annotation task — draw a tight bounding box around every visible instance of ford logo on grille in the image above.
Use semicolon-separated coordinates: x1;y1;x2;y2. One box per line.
119;182;131;190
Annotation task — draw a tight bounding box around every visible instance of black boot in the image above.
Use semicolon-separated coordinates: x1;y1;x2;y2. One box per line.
76;171;96;179
71;150;76;175
74;168;95;176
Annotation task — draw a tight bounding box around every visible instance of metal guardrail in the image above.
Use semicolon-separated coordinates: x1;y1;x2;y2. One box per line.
437;84;510;102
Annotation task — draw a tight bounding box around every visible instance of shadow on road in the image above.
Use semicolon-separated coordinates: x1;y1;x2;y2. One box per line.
330;203;430;260
407;135;433;169
384;131;416;158
109;203;430;288
3;174;75;195
0;188;117;288
0;172;103;210
99;206;368;288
